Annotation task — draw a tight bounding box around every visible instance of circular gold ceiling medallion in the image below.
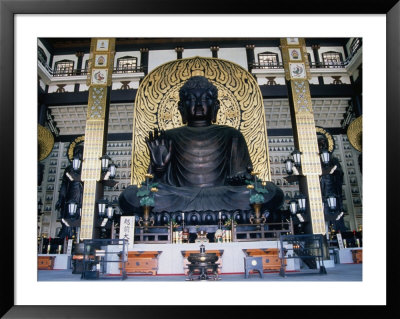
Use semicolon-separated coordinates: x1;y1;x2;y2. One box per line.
347;116;362;152
38;124;54;161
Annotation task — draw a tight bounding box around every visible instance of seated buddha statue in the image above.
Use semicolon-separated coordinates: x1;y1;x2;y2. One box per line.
119;76;283;221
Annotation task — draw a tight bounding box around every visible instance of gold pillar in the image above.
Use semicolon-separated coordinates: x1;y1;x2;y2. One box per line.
80;38;115;240
280;38;325;235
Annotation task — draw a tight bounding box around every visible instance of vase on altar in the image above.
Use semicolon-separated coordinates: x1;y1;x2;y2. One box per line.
249;203;266;225
138;205;154;230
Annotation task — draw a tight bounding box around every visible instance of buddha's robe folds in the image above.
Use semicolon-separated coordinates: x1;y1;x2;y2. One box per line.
119;125;283;213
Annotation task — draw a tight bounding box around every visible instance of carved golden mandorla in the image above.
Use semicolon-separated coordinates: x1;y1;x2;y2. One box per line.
38;124;54;161
67;135;85;161
131;56;271;185
316;126;335;153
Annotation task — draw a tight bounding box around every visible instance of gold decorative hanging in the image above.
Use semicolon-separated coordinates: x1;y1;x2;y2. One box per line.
131;56;271;185
347;116;362;152
38;124;54;161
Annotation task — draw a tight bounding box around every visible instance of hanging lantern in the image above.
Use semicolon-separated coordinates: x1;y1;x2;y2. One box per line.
289;199;298;215
320;148;331;166
67;200;78;216
297;193;307;212
326;194;337;211
100;155;111;172
97;198;108;217
284;158;294;175
109;162;117;179
106;206;114;219
72;154;82;171
291;149;302;167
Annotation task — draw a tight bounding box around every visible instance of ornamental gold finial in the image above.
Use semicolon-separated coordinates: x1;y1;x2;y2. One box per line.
191;59;205;76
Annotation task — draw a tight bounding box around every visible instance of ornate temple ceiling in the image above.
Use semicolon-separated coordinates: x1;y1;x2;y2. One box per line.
49;97;350;136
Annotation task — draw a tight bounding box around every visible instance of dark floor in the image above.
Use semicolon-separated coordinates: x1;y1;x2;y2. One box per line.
38;263;362;281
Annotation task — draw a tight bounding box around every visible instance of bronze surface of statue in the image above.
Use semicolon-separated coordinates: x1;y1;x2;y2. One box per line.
55;144;83;238
119;76;283;218
318;137;346;232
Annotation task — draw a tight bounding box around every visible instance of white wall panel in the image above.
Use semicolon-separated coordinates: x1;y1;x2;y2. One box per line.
218;48;247;70
148;50;176;74
79;84;89;92
48;84;75;93
182;48;212;59
323;76;351;85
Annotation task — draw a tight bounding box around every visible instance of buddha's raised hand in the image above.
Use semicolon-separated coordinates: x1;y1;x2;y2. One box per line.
145;128;172;172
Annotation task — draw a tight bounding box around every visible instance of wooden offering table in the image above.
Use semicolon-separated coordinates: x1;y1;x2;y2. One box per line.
122;251;162;275
181;250;223;275
351;249;362;263
38;256;55;270
242;248;285;272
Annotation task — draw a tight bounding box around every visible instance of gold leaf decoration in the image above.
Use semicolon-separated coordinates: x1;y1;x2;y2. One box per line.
347;116;362;152
67;135;85;161
316;126;335;153
38;124;54;161
131;56;270;185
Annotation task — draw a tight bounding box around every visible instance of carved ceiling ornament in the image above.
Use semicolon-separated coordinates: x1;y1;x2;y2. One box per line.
131;56;271;185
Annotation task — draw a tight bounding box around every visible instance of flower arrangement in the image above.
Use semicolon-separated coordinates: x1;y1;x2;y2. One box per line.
246;172;269;204
224;217;234;230
136;173;158;207
168;219;179;230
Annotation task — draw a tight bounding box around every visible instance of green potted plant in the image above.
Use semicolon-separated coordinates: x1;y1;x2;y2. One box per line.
136;173;158;229
246;172;269;224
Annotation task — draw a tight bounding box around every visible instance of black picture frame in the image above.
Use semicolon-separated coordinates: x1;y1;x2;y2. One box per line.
1;0;398;317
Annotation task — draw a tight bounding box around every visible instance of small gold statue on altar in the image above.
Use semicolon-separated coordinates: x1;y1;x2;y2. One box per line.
195;230;209;243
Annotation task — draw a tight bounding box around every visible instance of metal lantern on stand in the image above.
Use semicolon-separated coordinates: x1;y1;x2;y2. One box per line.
289;199;298;215
97;198;108;218
106;205;114;219
109;162;117;179
291;149;302;167
326;194;337;212
100;155;111;172
297;193;307;213
67;199;79;218
284;158;294;175
320;148;331;166
72;154;82;171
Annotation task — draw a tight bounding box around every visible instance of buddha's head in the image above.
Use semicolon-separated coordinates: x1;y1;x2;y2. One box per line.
178;76;220;127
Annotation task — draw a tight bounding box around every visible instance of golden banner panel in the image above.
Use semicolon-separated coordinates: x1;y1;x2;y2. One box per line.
131;56;271;185
281;38;325;235
86;38;115;87
79;180;97;240
87;86;107;119
80;38;115;240
280;38;310;81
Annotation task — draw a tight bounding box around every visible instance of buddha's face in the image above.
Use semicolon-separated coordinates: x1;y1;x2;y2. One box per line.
183;88;216;123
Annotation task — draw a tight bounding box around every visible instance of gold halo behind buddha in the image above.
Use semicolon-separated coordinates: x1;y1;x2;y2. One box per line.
131;56;270;185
